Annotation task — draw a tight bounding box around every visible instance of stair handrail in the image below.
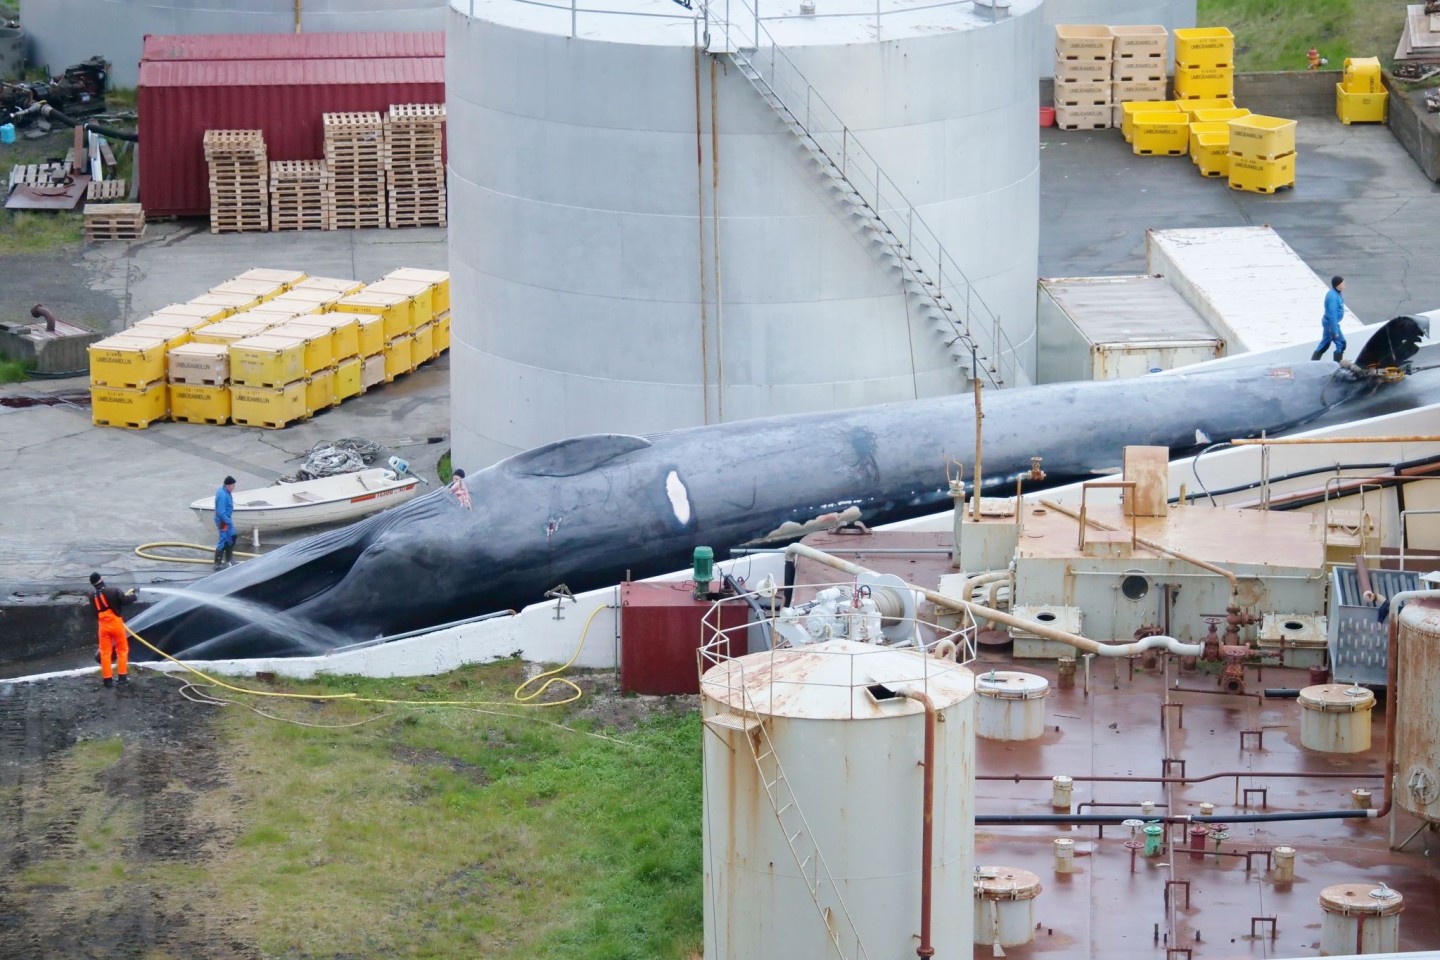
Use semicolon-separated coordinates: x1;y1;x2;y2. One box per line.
712;2;1024;387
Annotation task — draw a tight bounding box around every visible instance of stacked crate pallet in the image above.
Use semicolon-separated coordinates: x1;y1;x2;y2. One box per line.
1053;26;1113;130
1228;114;1297;194
1173;27;1235;101
83;203;146;242
204;130;269;234
324;112;387;231
168;342;232;425
269;160;331;232
87;332;170;429
1336;57;1388;124
1109;26;1168;128
385;104;447;229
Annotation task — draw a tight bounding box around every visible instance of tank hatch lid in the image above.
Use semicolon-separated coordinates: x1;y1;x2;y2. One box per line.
1298;683;1376;713
1318;883;1405;916
699;639;973;719
974;867;1042;901
975;670;1049;700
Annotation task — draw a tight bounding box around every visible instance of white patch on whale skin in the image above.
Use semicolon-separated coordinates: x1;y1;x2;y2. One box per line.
666;471;691;525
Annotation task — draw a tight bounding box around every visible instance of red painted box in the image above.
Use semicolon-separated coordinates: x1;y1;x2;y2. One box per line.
619;581;750;696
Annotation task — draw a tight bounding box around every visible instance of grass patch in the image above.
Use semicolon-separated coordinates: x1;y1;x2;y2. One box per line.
1198;0;1407;71
0;210;84;256
438;449;454;484
207;664;703;959
0;356;32;384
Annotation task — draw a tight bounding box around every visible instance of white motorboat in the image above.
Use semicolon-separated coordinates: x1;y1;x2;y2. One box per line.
190;468;423;534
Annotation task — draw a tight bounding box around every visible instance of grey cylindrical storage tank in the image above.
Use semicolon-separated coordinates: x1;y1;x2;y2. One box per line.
1395;598;1440;824
699;639;976;958
1040;0;1197;77
448;0;1043;468
25;0;447;87
0;20;24;82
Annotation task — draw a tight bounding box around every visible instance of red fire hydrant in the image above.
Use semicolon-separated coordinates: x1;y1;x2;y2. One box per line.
1307;47;1322;70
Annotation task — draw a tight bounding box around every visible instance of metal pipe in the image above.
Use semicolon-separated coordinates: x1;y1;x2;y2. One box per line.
1170;685;1263;704
1263;689;1303;699
29;304;58;333
976;810;1375;825
1231;436;1440;445
1076;801;1169;814
784;543;1202;657
979;770;1381;785
1040;498;1239;596
902;690;937;960
971;365;983;522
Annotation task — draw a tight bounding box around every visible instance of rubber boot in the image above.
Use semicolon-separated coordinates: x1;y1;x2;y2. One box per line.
222;543;235;568
213;547;225;570
1310;349;1325;361
116;675;129;687
101;677;113;689
1333;351;1345;364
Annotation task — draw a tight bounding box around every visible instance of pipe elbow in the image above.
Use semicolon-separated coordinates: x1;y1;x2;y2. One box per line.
30;304;58;333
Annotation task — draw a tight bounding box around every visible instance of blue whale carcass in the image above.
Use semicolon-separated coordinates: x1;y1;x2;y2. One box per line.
128;318;1431;659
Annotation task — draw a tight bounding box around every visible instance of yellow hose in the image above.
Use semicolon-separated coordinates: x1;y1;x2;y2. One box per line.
135;541;260;565
123;603;608;709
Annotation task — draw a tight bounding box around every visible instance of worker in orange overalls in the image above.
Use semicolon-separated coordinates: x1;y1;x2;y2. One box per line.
90;572;137;689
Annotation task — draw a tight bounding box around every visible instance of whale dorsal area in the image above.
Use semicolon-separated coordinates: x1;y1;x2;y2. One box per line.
505;434;654;477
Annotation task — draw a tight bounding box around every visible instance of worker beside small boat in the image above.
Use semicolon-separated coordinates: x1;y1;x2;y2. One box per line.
449;468;472;511
214;475;237;570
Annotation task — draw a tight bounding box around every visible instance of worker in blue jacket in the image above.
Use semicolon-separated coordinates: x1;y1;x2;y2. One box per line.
213;475;237;570
1311;276;1347;363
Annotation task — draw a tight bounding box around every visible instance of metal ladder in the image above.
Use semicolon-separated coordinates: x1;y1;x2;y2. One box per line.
705;699;870;959
724;45;1020;388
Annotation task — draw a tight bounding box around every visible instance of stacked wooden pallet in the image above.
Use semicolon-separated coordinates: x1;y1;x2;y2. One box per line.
86;180;128;201
323;112;387;230
204;129;269;234
269;160;331;232
384;103;446;228
84;203;146;242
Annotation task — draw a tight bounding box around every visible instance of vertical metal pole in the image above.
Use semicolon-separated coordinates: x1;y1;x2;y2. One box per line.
875;0;881;41
806;86;811;133
841;128;847;177
907;206;913;251
571;0;577;38
754;0;759;49
874;159;881;213
936;245;944;297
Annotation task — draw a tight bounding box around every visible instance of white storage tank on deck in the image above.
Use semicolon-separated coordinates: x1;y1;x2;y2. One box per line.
25;0;446;87
699;639;975;959
1395;598;1440;824
974;669;1049;739
1318;883;1404;955
1298;683;1375;754
448;0;1043;468
974;867;1042;948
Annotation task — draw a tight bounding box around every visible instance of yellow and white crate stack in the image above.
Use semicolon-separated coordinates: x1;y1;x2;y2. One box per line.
1336;57;1387;125
1109;26;1168;128
87;332;170;429
1053;26;1113;129
1173;27;1234;101
1227;114;1297;194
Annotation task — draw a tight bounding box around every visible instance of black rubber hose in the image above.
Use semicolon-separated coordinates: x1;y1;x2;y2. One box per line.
39;103;138;142
1263;688;1304;699
724;573;773;652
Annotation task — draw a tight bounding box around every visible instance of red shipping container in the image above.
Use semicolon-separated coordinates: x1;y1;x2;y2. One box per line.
620;581;751;696
142;31;444;62
138;50;443;217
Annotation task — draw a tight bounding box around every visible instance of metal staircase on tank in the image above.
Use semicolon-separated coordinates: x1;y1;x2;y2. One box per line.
707;11;1025;388
700;649;870;959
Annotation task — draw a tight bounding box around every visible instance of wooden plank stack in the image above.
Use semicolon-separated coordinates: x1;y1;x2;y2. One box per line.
204;129;270;234
269;159;331;232
323;112;387;230
384;103;447;229
86;180;128;201
8;162;69;189
84;203;146;241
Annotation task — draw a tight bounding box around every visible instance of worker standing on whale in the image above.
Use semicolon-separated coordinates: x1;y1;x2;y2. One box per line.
1312;276;1347;363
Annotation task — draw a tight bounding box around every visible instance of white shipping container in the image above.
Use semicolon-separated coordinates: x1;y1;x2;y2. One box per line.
1036;275;1224;383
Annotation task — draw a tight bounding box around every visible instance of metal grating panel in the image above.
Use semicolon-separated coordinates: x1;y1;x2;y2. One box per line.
1329;566;1419;686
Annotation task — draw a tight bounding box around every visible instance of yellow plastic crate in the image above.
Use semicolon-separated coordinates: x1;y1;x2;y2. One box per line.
233;268;307;291
1229;114;1297;160
91;381;167;429
229;334;308;388
1192;133;1231;178
88;335;168;388
334;291;412;340
191;318;277;346
1132;112;1189;156
305;368;338;415
385;268;450;315
1173;26;1234;68
1188;120;1230;159
124;320;190;350
365;278;434;329
434;313;450;354
151;302;229;326
1191;107;1251;124
188;291;260;315
263;294;324;317
231;381;307;429
292;276;365;297
384;335;415;380
411;322;435;366
1343;57;1382;94
169;383;230;424
1174;65;1234;100
335;356;364;401
307;313;361;359
268;322;335;374
1054;24;1113;60
1122;100;1180;142
356;314;385;357
237;308;304;327
1227;153;1296;194
211;278;286;303
1176;97;1235;120
167;342;230;384
1336;84;1387;125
